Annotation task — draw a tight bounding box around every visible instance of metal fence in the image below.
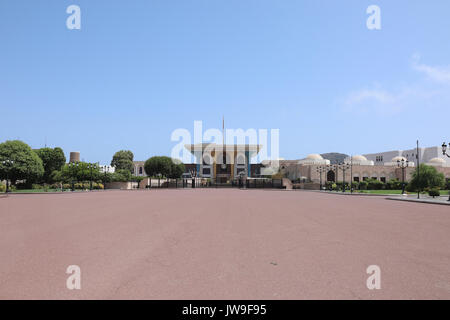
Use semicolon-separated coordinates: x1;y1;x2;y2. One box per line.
143;178;284;189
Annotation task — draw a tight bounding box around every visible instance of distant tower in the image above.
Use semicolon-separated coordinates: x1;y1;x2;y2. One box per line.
69;152;81;163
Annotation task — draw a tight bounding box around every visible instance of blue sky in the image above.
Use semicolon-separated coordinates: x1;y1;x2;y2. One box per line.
1;0;450;163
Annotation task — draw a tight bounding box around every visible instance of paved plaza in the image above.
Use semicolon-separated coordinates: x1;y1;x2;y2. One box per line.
0;189;449;299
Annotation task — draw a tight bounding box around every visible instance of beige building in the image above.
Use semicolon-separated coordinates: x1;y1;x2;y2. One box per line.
280;154;450;185
133;161;146;176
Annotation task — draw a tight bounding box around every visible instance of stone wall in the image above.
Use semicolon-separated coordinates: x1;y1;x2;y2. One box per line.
105;182;138;190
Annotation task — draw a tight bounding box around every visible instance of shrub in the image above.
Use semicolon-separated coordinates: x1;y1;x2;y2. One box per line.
405;182;415;192
91;182;104;190
15;182;32;190
387;178;402;190
408;164;445;192
63;183;71;190
51;183;62;190
428;188;440;198
0;184;5;192
32;184;43;190
74;182;84;190
366;178;384;190
359;181;368;190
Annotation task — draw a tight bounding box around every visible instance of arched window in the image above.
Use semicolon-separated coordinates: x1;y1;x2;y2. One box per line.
327;170;335;182
236;153;246;165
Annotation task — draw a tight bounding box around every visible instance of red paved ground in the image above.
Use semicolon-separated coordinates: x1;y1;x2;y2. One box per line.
0;189;449;299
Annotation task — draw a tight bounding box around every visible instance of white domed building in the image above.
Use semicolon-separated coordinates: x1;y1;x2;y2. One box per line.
427;157;448;167
298;154;330;165
344;155;374;166
384;156;415;167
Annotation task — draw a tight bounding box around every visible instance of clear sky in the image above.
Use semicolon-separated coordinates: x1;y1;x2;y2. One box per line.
1;0;450;163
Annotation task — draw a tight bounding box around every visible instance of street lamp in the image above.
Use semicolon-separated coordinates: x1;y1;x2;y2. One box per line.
102;165;108;190
339;163;350;192
88;163;94;191
443;142;449;157
69;162;79;192
397;159;409;195
1;160;14;193
189;169;197;188
350;155;354;194
316;166;325;191
442;142;450;201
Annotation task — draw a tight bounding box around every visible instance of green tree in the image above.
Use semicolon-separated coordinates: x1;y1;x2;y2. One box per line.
0;140;44;185
58;162;101;183
170;160;185;179
111;150;134;174
407;164;445;191
113;169;132;182
35;147;66;183
144;156;172;177
144;156;185;178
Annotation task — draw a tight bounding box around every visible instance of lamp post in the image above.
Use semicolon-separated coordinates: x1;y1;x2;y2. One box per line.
325;164;338;191
325;165;331;190
416;140;420;199
334;164;338;189
88;163;94;191
339;163;350;192
1;160;14;193
189;169;197;188
69;162;79;192
316;166;326;191
443;142;449;158
442;142;450;201
102;165;108;190
350;155;354;193
397;159;409;195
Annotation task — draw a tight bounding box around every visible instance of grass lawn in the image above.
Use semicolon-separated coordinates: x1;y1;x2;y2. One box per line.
357;190;404;194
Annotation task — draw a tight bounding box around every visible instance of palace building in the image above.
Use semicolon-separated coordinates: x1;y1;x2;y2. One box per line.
184;143;262;183
280;152;450;188
131;144;450;188
132;144;263;182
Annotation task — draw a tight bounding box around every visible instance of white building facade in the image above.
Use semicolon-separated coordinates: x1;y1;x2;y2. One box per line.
363;146;450;166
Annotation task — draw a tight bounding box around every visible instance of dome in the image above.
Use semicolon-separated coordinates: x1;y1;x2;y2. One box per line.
298;153;330;165
429;157;445;164
352;155;368;162
344;155;374;166
391;156;407;162
305;154;324;160
428;157;446;166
